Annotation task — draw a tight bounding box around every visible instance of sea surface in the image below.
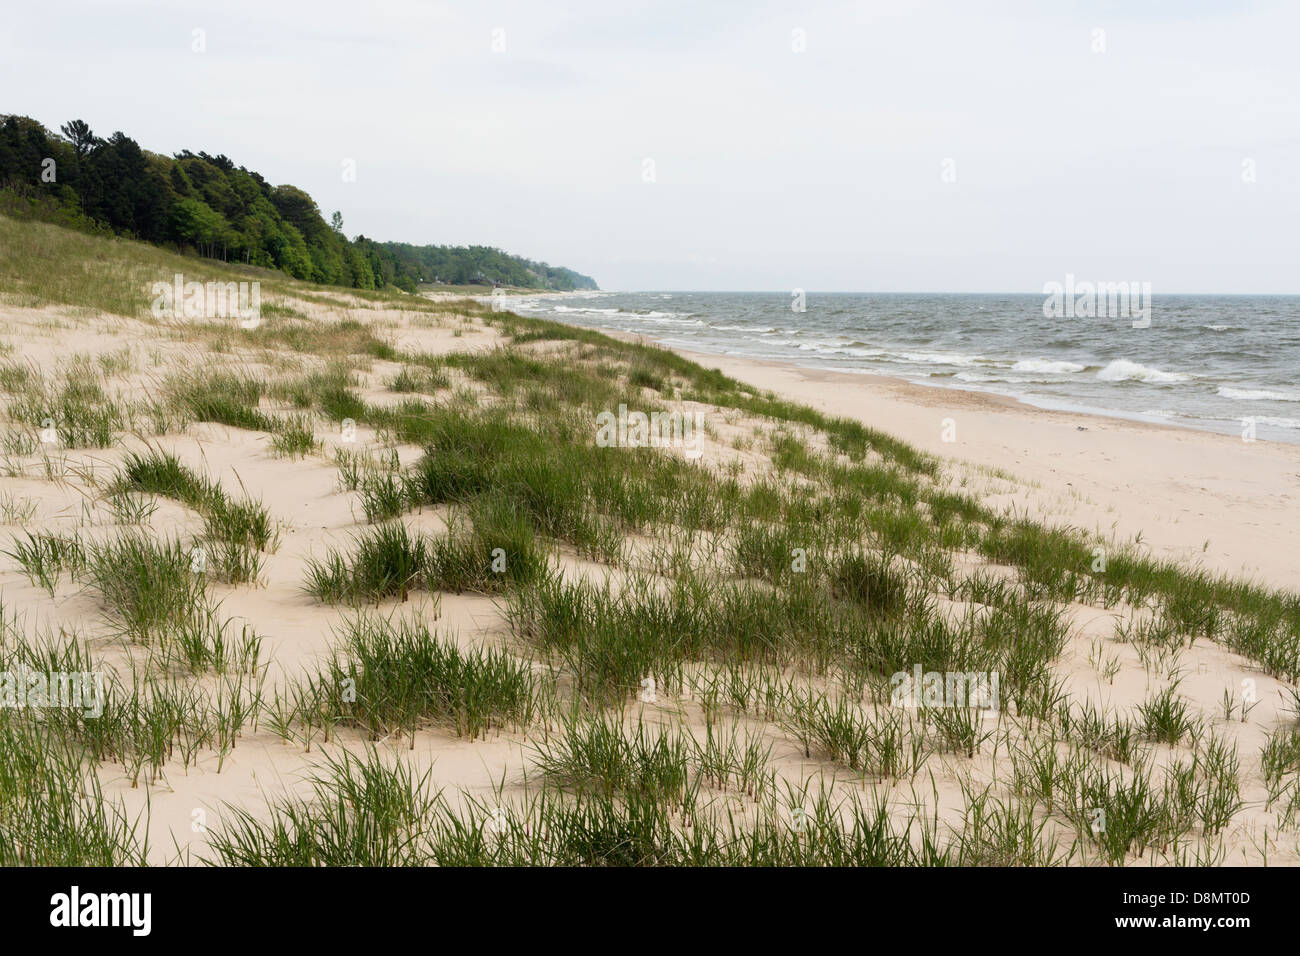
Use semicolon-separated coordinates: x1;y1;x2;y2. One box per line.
503;291;1300;445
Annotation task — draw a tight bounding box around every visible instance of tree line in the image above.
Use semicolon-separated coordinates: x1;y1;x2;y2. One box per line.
0;114;598;293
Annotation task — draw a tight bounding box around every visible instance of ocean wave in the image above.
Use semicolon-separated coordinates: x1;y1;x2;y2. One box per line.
1217;386;1300;402
1096;359;1189;384
791;341;888;359
954;370;1069;386
896;351;985;367
640;316;704;327
553;304;701;325
1011;358;1086;374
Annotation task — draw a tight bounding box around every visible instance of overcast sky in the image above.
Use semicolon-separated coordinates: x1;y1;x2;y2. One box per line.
5;1;1298;291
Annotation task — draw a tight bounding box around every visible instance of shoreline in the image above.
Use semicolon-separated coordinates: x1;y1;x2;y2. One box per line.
505;290;1300;449
608;329;1300;592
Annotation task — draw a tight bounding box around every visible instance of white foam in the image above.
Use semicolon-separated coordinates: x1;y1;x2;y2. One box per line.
897;351;983;367
1011;358;1085;374
1096;359;1189;384
1218;386;1300;402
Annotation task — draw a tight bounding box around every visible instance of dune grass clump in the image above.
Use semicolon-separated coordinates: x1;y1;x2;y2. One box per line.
426;495;549;593
268;413;319;458
71;525;253;671
120;449;211;506
629;366;667;393
204;749;439;866
0;610;262;796
1057;701;1141;765
978;518;1101;604
781;689;926;778
6;377;123;449
729;519;813;583
52;380;122;448
828;549;913;616
1138;685;1198;745
519;785;928;866
335;447;400;493
0;716;147;865
358;471;405;523
304;521;427;604
394;402;708;558
306;500;549;604
168;369;275;432
532;713;696;807
360;396;434;446
398;408;519;504
85;532;205;644
272;361;358;411
4;530;86;595
117;450;277;583
505;571;842;704
297;616;541;743
1261;719;1300;820
204;754;688;867
204;495;277;555
317;383;367;424
390;365;450;394
0;360;35;394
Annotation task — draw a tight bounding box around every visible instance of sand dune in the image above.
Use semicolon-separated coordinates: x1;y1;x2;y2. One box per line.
0;274;1297;866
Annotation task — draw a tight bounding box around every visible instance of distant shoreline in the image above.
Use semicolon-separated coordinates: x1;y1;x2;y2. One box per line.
417;286;596;301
